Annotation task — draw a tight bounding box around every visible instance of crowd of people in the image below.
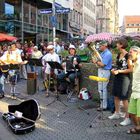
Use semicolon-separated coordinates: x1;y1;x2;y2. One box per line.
0;37;140;135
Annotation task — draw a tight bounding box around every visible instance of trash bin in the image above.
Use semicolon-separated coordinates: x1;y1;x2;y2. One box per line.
27;72;37;95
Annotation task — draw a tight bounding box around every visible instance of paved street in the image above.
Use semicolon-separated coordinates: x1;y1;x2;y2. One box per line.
0;78;140;140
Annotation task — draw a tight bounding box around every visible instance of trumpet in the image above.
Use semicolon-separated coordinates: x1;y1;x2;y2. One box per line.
87;42;102;66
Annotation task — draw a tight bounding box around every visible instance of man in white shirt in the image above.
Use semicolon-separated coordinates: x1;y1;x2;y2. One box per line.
0;42;27;99
42;45;60;96
0;42;22;64
127;46;140;134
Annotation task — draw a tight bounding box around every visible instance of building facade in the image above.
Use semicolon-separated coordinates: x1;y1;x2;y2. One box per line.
0;0;72;43
96;0;119;34
122;16;140;33
0;0;119;43
83;0;96;35
68;0;83;38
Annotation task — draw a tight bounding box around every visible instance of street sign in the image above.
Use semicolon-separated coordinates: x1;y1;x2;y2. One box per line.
39;8;71;14
39;9;52;14
56;8;71;14
50;16;57;27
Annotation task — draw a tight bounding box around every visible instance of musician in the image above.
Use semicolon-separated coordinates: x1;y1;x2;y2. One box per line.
92;40;112;111
0;42;24;64
42;44;60;97
31;46;43;74
57;44;81;92
0;42;27;98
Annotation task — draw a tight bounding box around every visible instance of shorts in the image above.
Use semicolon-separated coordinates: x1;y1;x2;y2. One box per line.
128;98;140;117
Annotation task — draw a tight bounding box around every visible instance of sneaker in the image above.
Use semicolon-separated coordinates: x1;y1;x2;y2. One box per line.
120;118;131;126
108;113;120;119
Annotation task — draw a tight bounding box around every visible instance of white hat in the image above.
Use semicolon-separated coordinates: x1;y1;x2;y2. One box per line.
47;45;54;49
69;44;76;50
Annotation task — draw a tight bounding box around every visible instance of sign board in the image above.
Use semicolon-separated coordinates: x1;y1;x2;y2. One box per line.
50;16;57;27
39;8;70;14
56;8;70;14
39;9;52;14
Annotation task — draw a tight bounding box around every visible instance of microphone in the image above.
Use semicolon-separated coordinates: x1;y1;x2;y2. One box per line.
73;57;77;67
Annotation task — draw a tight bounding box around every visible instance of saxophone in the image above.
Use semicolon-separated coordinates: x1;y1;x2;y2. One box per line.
87;42;102;66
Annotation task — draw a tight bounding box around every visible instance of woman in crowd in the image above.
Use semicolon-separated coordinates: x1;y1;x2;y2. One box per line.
108;38;133;126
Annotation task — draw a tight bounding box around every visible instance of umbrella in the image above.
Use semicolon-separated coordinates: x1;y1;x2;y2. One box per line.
0;33;17;42
85;32;115;44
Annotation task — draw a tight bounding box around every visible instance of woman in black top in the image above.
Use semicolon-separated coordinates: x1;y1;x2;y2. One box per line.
108;38;133;126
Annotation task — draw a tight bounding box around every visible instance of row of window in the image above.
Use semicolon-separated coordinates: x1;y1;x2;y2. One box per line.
69;10;83;25
84;13;96;27
127;23;140;27
126;28;140;32
84;0;96;13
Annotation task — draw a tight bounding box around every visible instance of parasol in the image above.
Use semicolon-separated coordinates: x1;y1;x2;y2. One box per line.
85;32;115;44
0;33;17;42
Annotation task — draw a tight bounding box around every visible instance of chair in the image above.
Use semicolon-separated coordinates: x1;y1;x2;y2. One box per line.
66;77;80;102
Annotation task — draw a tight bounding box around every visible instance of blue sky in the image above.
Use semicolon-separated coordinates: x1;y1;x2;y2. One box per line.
118;0;140;26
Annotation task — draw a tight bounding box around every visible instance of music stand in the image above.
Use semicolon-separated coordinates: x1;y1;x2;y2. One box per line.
29;58;43;67
88;76;108;128
46;61;67;107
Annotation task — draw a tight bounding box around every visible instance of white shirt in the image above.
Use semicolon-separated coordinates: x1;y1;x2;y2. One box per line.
0;50;22;64
32;50;43;59
54;44;61;54
131;56;140;99
42;52;60;74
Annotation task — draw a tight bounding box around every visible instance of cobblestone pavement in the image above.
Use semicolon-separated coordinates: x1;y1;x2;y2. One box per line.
0;78;140;140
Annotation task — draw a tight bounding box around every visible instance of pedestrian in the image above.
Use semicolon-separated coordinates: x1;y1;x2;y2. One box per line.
127;46;140;134
92;40;112;111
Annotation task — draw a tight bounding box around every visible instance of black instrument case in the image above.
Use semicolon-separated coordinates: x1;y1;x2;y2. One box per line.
2;99;41;134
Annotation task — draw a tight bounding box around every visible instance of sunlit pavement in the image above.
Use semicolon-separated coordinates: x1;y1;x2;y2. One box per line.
0;78;140;140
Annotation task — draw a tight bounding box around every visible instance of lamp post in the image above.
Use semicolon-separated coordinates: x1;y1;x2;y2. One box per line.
21;0;24;43
52;0;56;45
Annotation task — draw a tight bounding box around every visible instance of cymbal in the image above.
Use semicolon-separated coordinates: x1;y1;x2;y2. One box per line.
89;76;108;82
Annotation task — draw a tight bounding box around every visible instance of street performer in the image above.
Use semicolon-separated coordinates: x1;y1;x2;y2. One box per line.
42;44;60;97
0;42;27;99
92;40;112;111
57;44;82;94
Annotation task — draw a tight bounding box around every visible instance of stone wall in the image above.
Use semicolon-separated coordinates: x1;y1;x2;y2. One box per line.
79;63;113;101
80;63;99;100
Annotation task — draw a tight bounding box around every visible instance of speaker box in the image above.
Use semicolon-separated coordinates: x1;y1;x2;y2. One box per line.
27;79;37;95
27;73;37;95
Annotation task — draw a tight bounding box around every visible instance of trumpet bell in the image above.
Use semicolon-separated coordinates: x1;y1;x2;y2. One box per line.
89;76;108;82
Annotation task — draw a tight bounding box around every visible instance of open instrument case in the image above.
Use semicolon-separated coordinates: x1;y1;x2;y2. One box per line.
2;99;41;134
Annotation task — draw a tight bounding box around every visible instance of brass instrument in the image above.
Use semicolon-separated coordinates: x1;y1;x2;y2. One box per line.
87;42;102;66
